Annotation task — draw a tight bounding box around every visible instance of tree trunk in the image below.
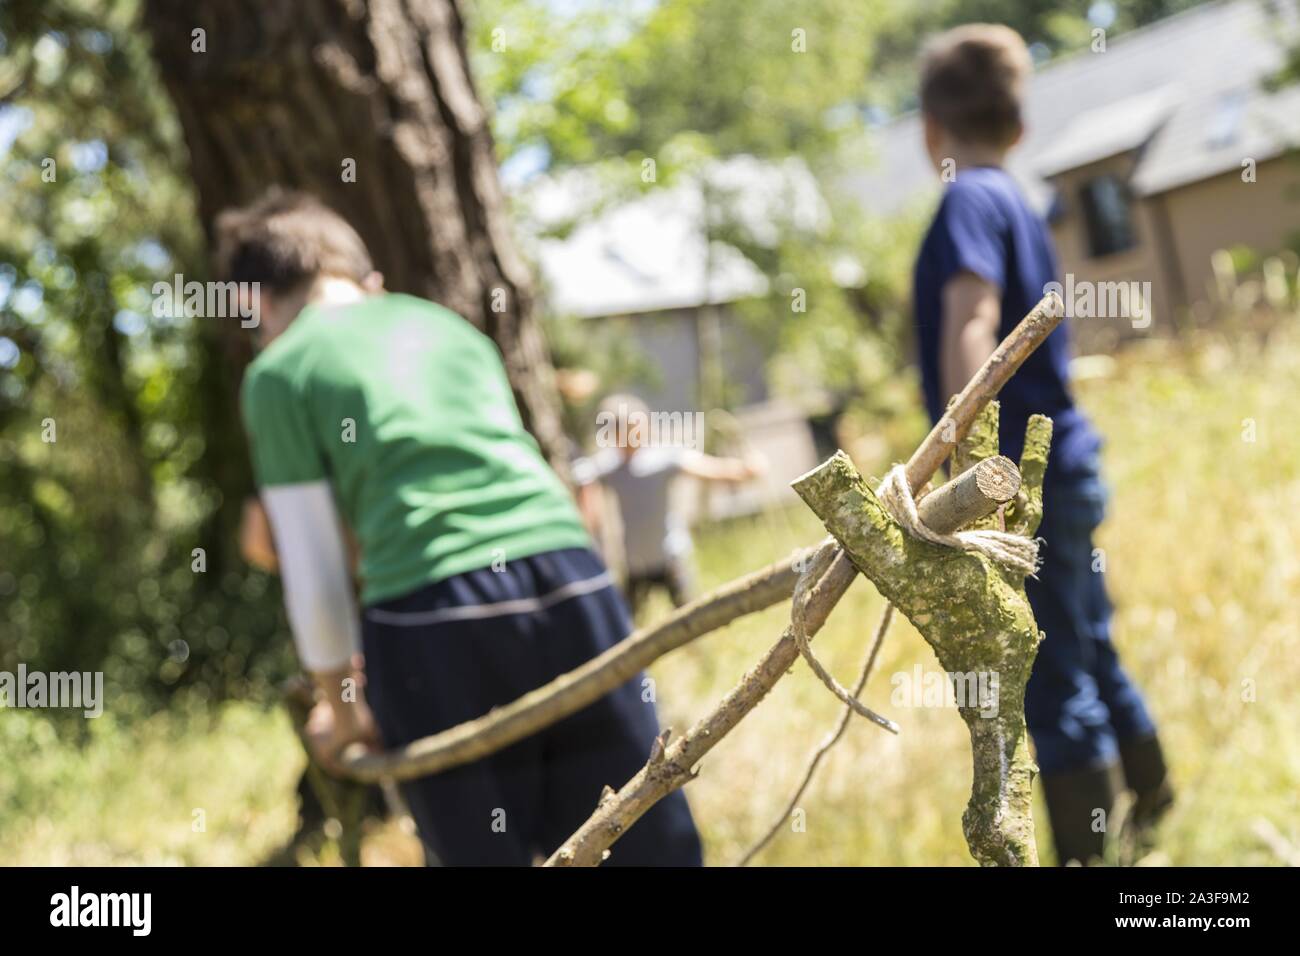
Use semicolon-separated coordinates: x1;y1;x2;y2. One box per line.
142;0;570;477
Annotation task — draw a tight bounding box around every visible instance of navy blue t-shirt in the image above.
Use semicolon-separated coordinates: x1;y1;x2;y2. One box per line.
913;166;1100;487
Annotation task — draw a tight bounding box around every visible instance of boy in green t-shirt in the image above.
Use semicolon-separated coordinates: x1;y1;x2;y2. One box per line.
224;190;701;866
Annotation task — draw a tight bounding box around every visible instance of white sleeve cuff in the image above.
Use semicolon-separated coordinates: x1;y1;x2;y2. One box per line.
261;481;361;672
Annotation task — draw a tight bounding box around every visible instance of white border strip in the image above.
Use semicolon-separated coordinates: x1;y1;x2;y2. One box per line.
364;570;614;627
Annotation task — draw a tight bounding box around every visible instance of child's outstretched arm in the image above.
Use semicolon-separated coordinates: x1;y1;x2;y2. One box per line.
680;450;766;484
939;271;1001;404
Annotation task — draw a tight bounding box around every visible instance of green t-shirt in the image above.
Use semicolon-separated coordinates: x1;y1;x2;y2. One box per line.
241;292;590;605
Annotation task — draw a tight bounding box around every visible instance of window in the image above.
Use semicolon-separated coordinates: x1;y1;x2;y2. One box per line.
1079;175;1136;258
1206;90;1248;149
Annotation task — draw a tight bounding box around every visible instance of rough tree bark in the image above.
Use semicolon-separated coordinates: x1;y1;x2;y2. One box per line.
143;0;570;474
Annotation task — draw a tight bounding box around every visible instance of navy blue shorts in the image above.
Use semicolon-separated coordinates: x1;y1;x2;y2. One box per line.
1024;474;1157;775
361;548;703;866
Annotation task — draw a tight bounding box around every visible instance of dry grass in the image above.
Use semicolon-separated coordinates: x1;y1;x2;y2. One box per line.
3;321;1298;865
666;324;1300;866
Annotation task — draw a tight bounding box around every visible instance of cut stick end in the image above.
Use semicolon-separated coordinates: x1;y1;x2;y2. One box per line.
917;456;1025;535
973;455;1022;504
791;449;851;489
1044;290;1065;319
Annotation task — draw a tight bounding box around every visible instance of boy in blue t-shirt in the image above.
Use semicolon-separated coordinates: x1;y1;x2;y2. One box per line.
911;25;1173;863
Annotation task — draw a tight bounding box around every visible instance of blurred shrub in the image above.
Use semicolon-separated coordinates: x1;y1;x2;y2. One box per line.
0;1;293;714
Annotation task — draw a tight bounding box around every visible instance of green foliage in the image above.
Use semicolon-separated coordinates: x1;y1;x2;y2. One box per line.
0;0;292;711
473;0;891;165
472;0;1220;157
469;0;1216;450
0;702;308;865
867;0;1214;112
6;319;1300;864
472;0;929;431
0;0;1224;717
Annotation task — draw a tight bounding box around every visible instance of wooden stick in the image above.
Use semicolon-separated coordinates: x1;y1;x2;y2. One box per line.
736;602;894;866
795;423;1049;867
341;553;802;783
917;455;1021;534
737;451;1018;864
546;553;859;867
545;293;1065;866
282;677;371;866
905;292;1063;493
326;292;1063;788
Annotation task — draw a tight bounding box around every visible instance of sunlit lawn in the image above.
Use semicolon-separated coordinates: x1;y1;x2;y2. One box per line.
3;319;1299;865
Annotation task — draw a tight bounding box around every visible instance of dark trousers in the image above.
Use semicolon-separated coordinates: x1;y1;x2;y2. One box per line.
1024;474;1157;775
361;548;703;866
626;556;694;615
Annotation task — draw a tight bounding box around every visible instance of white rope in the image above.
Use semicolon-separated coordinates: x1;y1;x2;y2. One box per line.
876;465;1040;576
738;601;895;866
789;544;899;735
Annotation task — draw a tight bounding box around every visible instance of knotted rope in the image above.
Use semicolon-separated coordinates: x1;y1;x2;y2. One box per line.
748;463;1039;864
877;464;1040;576
739;600;894;866
789;540;899;734
786;464;1037;741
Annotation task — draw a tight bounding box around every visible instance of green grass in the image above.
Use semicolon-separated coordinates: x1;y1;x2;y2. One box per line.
3;322;1299;865
0;705;303;865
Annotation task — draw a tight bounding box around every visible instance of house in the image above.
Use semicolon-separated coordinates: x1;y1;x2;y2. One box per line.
842;0;1300;350
516;0;1300;520
520;157;830;518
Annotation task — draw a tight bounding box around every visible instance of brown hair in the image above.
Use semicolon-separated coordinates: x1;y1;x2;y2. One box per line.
213;189;373;294
920;24;1032;148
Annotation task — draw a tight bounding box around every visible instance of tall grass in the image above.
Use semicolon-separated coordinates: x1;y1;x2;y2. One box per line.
2;321;1298;865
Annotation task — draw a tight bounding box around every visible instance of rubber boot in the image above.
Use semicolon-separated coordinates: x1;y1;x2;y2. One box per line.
1040;761;1125;865
1119;733;1175;829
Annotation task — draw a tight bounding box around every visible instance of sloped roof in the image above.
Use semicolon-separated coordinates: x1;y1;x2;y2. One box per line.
843;0;1300;216
1034;85;1180;179
520;156;825;318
